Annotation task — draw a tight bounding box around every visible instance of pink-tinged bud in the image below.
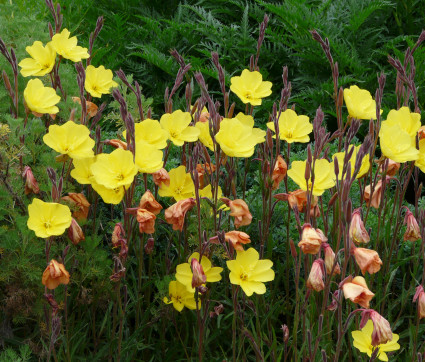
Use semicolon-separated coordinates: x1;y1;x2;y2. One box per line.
68;218;85;245
271;155;287;190
341;276;374;308
281;325;289;343
62;193;90;221
298;224;322;255
306;259;325;292
378;158;400;176
225;231;251;251
22;166;40;195
349;208;370;244
164;198;196;231
136;209;156;234
139;190;162;215
323;243;340;275
112;223;125;247
403;209;421;242
360;309;393;346
352;247;383;275
145;238;155;255
221;198;252;228
364;180;384;209
413;285;425;319
152;168;170;187
191;258;206;288
104;139;127;150
327;290;340;311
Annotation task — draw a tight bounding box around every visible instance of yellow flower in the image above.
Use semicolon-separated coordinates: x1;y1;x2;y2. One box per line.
27;198;72;238
50;29;89;62
176;252;223;292
199;184;223;199
227;247;274;296
287;159;336;196
352;320;400;361
123;118;168;149
332;145;370;180
344;85;381;120
70;156;96;184
230;69;272;106
385;106;421;137
379;123;419;162
158;165;195;201
163;280;197;312
195;121;214;151
160;110;200;146
43;121;95;159
416;139;425;173
215;115;266;157
266;109;312;143
90;148;138;189
24;79;60;114
84;65;118;98
19;41;56;77
134;141;163;173
91;183;125;205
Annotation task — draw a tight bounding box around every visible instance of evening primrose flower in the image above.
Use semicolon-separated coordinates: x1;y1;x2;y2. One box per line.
42;259;70;290
85;65;118;98
266;109;312;143
287;159;336;196
134;141;163;173
91;148;138;189
344;85;381;120
70;156;96;184
227;247;275;297
415;139;425;173
43;121;95;159
24;79;60;114
176;252;223;292
19;41;56;77
230;69;272;106
351;320;400;361
195;121;214;151
50;28;89;62
27;198;72;238
385;106;421;136
332;145;370;180
379;122;419;162
158;166;195;201
163;280;197;312
91;182;125;205
160;110;200;146
123;118;168;149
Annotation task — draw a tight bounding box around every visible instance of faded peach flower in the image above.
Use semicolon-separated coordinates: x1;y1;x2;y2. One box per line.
164;198;196;231
364;179;385;209
152;168;170;187
404;209;421;242
42;259;70;290
225;231;251;251
111;222;125;247
22;166;40;195
62;193;90;221
341;276;374;308
418;126;425;140
104;139;127;150
360;309;393;346
349;208;370;245
306;259;325;292
413;285;425;319
196;163;216;188
136;209;156;234
68;218;85;245
191;258;207;288
221;198;252;228
271;155;287;190
323;243;340;275
72;96;98;118
298;224;322;255
274;189;318;214
378;158;400;176
139;190;162;215
352;247;383;275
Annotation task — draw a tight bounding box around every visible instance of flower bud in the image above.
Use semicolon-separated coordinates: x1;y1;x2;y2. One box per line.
360;309;393;346
413;285;425;319
225;231;251;251
306;259;325;292
139;190;162;215
68;218;85;245
349;208;370;244
152;168;170;187
403;209;421;242
221;198;252;228
341;276;374;308
271;155;287;190
298;224;322;255
22;166;40;195
62;193;90;221
164;198;196;231
112;222;125;247
42;259;70;290
191;258;206;288
145;238;155;255
323;243;340;275
352;247;382;275
136;209;156;234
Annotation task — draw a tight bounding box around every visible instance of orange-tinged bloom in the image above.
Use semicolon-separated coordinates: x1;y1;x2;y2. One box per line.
306;259;325;292
349;208;370;245
139;190;162;215
104;139;127;150
413;285;425;319
352;247;383;275
68;218;85;245
272;155;287;190
378;158;400;176
42;259;70;290
274;189;319;215
62;193;90;221
152;168;170;187
164;198;196;231
404;209;421;242
341;276;374;308
191;258;207;288
136;209;156;234
221;198;252;228
225;231;251;251
419;126;425;140
323;243;340;275
22;166;40;195
360;309;393;346
364;180;385;209
298;224;323;255
72;97;98;118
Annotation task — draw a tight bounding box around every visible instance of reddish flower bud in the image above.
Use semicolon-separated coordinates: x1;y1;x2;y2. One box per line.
360;309;393;346
298;224;322;255
341;276;374;308
152;168;170;187
68;218;85;245
403;209;421;242
22;166;40;195
221;198;252;228
145;238;155;255
349;208;370;244
191;258;206;288
225;231;251;251
352;247;382;275
323;243;340;275
271;155;287;190
139;190;162;215
306;259;325;292
62;193;90;221
164;198;196;231
413;285;425;319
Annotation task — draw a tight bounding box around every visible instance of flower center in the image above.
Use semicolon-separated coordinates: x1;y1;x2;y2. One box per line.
244;93;252;100
174;186;183;195
239;272;248;281
116;173;125;181
170;131;179;139
44;221;51;229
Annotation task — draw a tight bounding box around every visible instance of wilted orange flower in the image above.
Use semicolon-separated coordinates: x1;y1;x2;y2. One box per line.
68;218;85;245
274;189;318;213
104;139;127;150
191;258;207;288
272;155;287;190
349;208;370;244
62;193;90;221
139;190;162;215
378;158;400;176
152;168;170;187
136;209;156;234
418;126;425;140
22;166;40;195
196;163;216;188
364;179;385;209
404;209;421;242
225;231;251;251
164;198;196;231
413;285;425;319
352;247;383;275
72;96;98;118
42;259;70;290
306;259;325;292
360;309;393;346
298;224;323;255
221;198;252;228
341;276;374;308
111;222;125;247
323;243;340;275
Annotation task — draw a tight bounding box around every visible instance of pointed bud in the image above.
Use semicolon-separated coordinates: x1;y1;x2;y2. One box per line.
22;166;40;195
413;285;425;319
341;276;374;308
352;247;383;275
323;243;340;275
191;258;206;288
404;209;421;242
68;218;85;245
349;208;370;244
306;259;325;292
